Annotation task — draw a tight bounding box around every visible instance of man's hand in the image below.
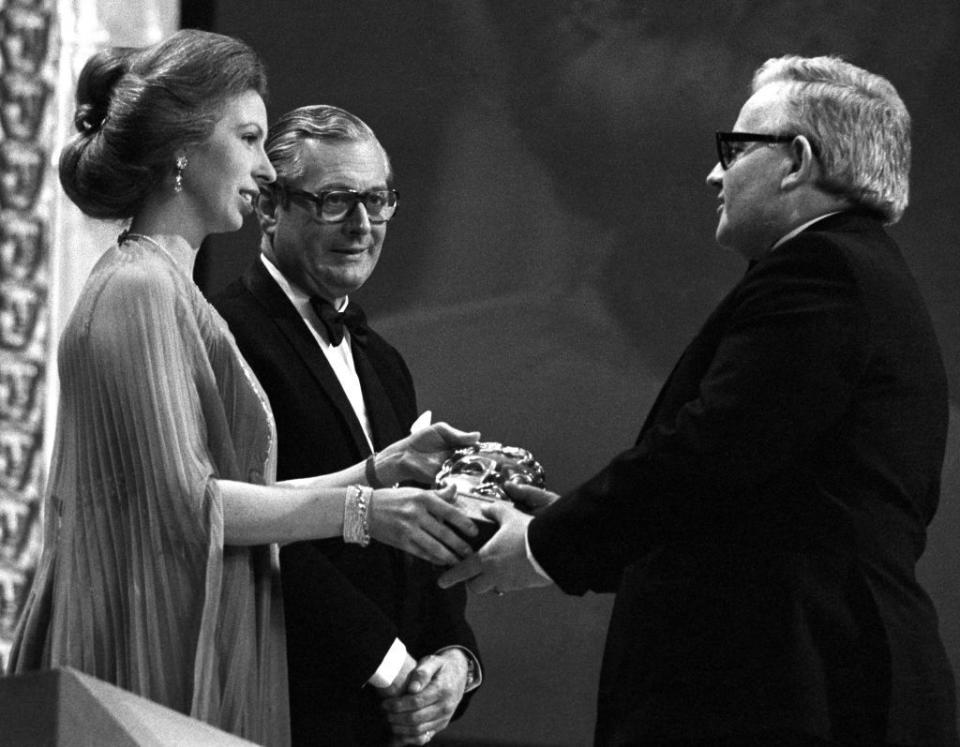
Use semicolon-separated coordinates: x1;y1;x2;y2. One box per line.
504;482;560;514
438;502;552;593
381;649;470;746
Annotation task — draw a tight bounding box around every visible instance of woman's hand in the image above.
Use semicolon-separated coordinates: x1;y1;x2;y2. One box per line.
375;422;480;486
368;484;478;565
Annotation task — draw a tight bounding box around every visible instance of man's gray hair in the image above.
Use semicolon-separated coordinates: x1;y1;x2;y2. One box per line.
754;55;910;224
265;104;392;185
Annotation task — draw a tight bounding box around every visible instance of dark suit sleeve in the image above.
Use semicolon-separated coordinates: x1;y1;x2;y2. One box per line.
370;339;481;709
414;577;475;655
383;343;482;711
530;237;868;594
413;565;481;716
280;540;402;688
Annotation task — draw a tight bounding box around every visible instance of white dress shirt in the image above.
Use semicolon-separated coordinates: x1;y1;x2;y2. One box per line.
260;255;375;450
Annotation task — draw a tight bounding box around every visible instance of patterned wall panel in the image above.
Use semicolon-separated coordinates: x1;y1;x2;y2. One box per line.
0;0;55;669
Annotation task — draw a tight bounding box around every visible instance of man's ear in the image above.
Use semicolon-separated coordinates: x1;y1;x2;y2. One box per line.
257;187;281;237
781;135;817;190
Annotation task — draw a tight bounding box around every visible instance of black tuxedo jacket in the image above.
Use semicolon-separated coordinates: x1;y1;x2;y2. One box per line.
212;259;477;746
529;212;958;746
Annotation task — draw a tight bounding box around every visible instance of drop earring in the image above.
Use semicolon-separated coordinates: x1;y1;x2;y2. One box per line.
174;156;188;193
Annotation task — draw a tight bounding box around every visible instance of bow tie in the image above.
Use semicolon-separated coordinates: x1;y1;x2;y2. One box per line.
310;297;368;346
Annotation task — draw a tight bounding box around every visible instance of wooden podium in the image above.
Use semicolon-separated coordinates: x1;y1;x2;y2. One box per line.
0;667;258;745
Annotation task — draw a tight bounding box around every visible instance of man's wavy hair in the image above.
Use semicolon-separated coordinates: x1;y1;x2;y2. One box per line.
754;55;910;224
264;104;391;190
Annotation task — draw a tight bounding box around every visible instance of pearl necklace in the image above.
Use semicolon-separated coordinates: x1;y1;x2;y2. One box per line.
117;229;166;254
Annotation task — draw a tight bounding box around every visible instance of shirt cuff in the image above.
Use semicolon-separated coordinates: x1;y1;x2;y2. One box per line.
368;638;407;688
435;645;483;693
525;522;554;583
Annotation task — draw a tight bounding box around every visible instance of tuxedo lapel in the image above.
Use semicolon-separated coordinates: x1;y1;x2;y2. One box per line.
241;260;371;454
351;342;405;451
351;341;412;578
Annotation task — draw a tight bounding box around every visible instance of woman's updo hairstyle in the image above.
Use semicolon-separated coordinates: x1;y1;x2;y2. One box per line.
59;29;268;220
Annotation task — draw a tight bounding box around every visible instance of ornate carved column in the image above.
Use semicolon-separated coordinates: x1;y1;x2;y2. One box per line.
0;0;176;668
0;0;56;669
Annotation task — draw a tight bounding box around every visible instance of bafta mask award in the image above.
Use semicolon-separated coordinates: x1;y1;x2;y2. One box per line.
435;442;546;549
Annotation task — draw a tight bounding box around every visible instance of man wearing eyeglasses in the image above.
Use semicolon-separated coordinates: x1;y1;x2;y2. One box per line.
213;105;480;746
440;55;957;745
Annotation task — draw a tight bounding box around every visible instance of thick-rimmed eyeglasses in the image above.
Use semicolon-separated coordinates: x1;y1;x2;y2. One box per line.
282;187;399;224
715;131;797;170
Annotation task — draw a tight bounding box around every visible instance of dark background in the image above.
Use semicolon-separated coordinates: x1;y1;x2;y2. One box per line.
189;2;960;744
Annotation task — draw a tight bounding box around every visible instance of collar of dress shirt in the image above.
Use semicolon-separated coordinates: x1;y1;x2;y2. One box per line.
259;253;351;318
258;253;374;449
771;211;843;252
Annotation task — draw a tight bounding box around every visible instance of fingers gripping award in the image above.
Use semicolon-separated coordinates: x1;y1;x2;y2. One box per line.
434;442;545;550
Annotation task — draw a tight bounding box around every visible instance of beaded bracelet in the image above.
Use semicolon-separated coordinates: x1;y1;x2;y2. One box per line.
343;484;372;546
